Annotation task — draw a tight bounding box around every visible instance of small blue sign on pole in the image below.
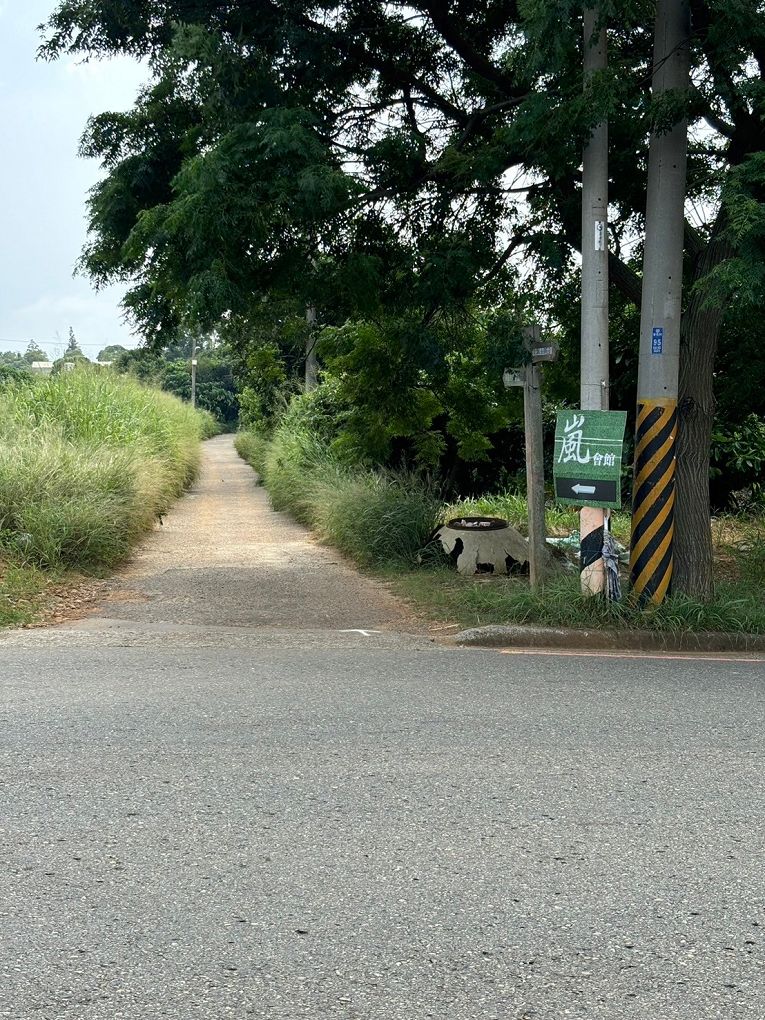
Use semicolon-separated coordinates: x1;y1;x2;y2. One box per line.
651;327;664;355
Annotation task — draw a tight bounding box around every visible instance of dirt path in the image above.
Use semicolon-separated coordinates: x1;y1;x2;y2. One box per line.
60;434;422;636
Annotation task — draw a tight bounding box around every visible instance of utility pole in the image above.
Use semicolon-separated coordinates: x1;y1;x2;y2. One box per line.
580;5;609;597
305;304;318;391
630;0;690;604
523;326;547;590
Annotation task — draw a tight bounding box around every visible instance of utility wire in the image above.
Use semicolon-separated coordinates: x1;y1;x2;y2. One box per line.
0;338;136;350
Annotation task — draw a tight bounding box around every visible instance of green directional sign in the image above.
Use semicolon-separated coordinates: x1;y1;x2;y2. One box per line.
553;410;628;509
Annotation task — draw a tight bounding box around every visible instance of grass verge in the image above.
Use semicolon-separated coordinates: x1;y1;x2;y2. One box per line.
0;366;215;625
237;427;765;635
0;559;52;627
387;568;765;634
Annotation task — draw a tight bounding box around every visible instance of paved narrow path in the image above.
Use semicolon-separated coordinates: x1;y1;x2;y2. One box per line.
1;436;764;1019
57;434;422;646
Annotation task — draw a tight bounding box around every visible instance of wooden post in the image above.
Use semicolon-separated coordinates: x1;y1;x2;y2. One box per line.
523;361;547;590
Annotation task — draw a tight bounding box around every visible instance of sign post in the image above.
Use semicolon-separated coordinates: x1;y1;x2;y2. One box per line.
502;325;558;590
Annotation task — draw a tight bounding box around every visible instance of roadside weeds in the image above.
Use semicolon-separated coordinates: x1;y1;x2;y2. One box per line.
236;429;765;643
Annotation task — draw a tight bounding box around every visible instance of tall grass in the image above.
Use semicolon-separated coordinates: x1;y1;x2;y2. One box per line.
236;425;441;566
0;558;48;627
238;423;765;635
233;431;269;475
0;366;212;572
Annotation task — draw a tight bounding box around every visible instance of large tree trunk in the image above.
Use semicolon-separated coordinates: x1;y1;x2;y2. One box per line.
673;216;733;598
305;303;319;391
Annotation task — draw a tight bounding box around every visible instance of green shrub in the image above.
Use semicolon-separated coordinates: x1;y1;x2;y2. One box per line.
317;314;516;472
236;425;441;566
197;409;223;439
712;414;765;507
311;470;441;566
234;431;270;475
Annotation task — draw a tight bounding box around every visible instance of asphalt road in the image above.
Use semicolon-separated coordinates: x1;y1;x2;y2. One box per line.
2;437;764;1018
2;631;764;1020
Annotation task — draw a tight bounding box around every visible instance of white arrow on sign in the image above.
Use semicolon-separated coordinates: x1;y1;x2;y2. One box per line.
571;483;596;495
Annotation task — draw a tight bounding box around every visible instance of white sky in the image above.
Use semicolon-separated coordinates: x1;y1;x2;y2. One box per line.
0;1;147;359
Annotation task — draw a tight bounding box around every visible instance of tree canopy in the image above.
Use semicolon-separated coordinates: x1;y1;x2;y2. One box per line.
40;0;765;594
23;341;49;364
97;343;129;362
41;1;764;321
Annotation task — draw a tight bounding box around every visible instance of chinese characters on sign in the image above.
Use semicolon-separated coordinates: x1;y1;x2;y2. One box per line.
557;415;618;467
553;410;628;509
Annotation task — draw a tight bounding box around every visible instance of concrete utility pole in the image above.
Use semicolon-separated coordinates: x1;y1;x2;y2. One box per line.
580;6;609;597
630;0;690;604
305;304;319;391
523;327;547;591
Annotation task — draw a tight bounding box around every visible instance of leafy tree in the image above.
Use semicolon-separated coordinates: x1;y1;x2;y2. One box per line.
23;341;49;364
221;299;314;430
41;1;765;595
113;346;163;381
0;359;29;383
97;343;128;362
0;351;26;369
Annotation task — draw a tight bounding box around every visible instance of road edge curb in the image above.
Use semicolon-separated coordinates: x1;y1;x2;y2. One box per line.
451;624;765;654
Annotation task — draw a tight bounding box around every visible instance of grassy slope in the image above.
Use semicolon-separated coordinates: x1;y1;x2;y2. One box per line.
0;560;49;627
0;368;217;624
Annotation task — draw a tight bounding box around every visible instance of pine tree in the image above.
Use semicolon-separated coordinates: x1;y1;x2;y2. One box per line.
65;328;84;359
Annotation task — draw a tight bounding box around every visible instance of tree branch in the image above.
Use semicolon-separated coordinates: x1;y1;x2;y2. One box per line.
419;2;522;99
692;88;735;139
608;252;642;307
480;235;526;286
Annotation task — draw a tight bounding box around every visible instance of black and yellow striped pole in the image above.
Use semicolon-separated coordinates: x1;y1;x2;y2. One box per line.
631;399;678;602
629;0;689;604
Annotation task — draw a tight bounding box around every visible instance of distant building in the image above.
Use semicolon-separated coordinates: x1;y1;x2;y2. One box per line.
30;361;54;375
